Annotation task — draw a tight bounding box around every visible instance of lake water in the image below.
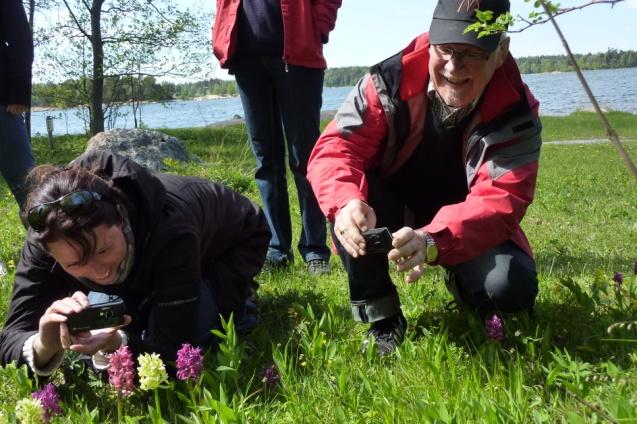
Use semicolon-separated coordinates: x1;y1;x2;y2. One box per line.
30;67;636;136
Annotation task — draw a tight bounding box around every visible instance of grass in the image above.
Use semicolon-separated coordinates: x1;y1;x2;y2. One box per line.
541;111;637;142
0;112;636;422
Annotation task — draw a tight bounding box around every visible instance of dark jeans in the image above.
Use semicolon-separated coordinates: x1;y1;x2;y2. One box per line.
233;57;329;263
335;174;538;323
0;107;35;209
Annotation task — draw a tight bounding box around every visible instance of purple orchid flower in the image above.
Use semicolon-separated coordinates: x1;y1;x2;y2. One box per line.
485;314;505;342
176;343;204;381
32;383;62;422
108;345;135;398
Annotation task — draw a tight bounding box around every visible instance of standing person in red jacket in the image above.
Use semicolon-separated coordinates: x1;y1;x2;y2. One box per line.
212;0;341;275
307;0;542;354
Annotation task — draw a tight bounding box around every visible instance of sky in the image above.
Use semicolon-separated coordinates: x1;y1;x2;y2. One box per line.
188;0;637;80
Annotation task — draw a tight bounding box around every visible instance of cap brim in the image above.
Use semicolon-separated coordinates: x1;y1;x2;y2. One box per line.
429;18;501;53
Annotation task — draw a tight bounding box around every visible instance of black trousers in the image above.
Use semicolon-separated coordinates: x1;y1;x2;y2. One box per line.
334;174;538;323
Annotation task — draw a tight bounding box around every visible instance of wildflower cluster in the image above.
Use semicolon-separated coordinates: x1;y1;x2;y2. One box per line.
262;363;281;389
176;343;204;381
485;314;505;342
32;384;62;423
108;345;135;398
613;271;624;285
14;383;62;424
10;339;279;421
15;397;45;424
138;353;169;391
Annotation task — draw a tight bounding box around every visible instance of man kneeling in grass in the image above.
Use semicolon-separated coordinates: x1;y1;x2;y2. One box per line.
307;0;542;354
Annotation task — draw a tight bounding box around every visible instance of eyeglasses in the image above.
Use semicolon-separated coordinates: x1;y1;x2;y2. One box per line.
28;190;104;232
432;45;491;64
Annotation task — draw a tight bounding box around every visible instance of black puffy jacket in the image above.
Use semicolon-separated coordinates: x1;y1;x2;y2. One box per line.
0;151;269;364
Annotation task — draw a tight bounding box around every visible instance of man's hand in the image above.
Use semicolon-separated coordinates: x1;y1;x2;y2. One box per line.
6;104;29;115
388;228;429;284
334;199;377;257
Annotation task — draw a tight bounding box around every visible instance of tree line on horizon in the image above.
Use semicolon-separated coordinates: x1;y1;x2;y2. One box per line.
32;48;636;108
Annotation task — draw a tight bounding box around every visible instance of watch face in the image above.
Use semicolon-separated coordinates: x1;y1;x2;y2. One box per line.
426;243;438;263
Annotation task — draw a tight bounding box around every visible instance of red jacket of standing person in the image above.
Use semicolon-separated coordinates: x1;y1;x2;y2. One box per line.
212;0;342;69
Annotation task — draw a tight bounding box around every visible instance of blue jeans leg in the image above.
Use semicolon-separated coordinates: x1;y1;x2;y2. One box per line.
0;107;35;210
233;58;329;263
234;59;292;262
275;64;329;262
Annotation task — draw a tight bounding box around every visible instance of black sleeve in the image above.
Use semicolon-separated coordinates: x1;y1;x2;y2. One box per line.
0;0;33;105
197;181;270;320
0;237;78;366
127;233;201;363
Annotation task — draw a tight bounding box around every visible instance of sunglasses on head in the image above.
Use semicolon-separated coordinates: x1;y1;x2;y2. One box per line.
27;190;105;232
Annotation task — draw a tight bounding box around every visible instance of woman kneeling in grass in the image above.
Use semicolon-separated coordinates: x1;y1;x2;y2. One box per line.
0;150;269;376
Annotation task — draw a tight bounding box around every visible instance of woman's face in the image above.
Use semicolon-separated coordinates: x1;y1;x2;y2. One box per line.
47;223;127;285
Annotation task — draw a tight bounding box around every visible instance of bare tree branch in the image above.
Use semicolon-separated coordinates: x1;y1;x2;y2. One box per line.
61;0;92;41
144;0;177;25
510;0;625;33
537;0;637;182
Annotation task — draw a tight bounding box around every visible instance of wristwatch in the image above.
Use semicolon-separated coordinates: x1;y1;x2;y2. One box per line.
423;232;438;264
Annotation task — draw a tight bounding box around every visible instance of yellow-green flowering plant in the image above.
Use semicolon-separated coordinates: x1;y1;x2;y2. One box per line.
137;353;168;391
137;352;169;423
15;398;44;424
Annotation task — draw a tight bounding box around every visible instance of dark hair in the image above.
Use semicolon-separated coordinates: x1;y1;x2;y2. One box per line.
25;164;124;264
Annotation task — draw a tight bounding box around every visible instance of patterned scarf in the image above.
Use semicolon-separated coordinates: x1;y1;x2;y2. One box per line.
427;80;480;128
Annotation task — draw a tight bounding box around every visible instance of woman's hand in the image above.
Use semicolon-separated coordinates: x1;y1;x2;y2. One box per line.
68;316;132;355
33;292;132;366
33;291;90;367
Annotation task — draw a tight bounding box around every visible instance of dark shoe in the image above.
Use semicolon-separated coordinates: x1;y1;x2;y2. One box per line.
444;271;468;311
236;298;261;334
307;259;330;275
362;313;407;356
263;255;292;272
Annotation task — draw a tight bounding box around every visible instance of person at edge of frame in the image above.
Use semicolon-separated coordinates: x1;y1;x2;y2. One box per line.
0;0;36;215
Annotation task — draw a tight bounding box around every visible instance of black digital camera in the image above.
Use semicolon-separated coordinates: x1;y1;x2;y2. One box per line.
362;227;393;255
67;298;126;333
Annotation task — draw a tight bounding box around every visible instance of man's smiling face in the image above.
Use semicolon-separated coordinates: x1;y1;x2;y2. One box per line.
428;37;510;107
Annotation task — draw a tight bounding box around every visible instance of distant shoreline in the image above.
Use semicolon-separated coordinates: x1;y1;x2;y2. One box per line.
208;109;338;128
31;94;239;113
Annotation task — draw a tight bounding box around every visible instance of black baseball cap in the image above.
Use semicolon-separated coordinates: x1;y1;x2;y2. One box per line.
429;0;510;53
